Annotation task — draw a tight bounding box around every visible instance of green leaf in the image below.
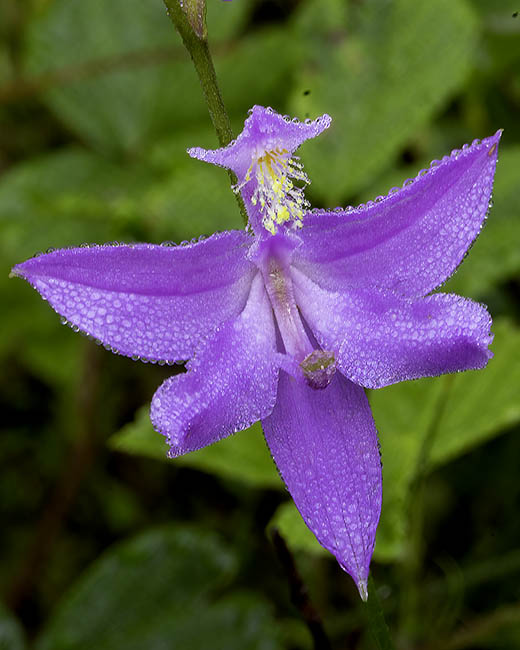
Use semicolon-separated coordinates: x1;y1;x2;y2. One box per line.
370;377;444;561
429;319;520;465
217;27;300;123
0;281;83;389
268;501;327;558
36;525;282;650
110;406;282;489
23;0;297;156
24;0;177;155
160;593;281;650
471;0;520;74
142;160;243;241
0;603;26;650
0;141;245;263
0;148;148;262
290;0;478;203
150;25;299;144
205;0;252;41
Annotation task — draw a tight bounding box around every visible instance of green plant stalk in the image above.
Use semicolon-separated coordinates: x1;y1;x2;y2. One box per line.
162;0;248;226
364;576;396;650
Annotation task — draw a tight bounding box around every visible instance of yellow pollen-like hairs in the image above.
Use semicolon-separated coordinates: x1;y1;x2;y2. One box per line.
236;147;310;234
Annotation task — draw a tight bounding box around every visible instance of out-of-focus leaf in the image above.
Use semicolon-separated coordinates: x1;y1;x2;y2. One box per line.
36;525;282;650
268;501;327;557
0;148;147;261
24;0;177;155
142;160;243;241
153;25;299;143
24;0;297;155
443;146;520;297
370;377;444;561
429;319;520;465
110;406;282;489
1;281;83;389
268;320;520;563
159;593;281;650
206;0;252;41
290;0;478;203
0;143;245;262
0;603;26;650
218;27;299;123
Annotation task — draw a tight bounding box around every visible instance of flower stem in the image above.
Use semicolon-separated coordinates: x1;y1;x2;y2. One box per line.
162;0;248;226
363;576;396;650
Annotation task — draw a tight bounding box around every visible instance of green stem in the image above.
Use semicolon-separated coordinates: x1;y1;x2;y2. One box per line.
364;576;396;650
162;0;248;226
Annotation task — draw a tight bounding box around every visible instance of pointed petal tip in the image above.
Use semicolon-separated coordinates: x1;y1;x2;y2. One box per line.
10;261;27;279
321;113;332;128
339;558;370;601
483;129;502;158
186;145;206;161
357;578;369;602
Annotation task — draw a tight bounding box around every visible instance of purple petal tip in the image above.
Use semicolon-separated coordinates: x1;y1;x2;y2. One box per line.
357;579;369;602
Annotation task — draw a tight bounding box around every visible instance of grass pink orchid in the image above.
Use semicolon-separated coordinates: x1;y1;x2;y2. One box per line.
12;106;500;599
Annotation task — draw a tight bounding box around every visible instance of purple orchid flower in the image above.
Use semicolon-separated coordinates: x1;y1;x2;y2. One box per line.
11;106;500;599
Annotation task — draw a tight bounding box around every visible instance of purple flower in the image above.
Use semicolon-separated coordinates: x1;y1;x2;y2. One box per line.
12;106;500;599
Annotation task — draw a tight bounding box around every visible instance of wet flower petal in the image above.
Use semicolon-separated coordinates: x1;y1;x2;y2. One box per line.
189;106;331;235
293;268;493;389
293;132;501;298
12;232;255;362
151;273;279;454
262;371;382;599
188;105;331;182
11;104;501;598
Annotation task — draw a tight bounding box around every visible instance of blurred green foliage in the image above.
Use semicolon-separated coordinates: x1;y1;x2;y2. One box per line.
1;0;519;649
111;414;283;489
35;525;283;650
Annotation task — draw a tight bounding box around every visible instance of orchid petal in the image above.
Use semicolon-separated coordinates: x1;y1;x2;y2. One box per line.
262;371;382;598
294;132;501;298
12;231;255;362
151;273;279;455
188;105;331;182
293;268;493;389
